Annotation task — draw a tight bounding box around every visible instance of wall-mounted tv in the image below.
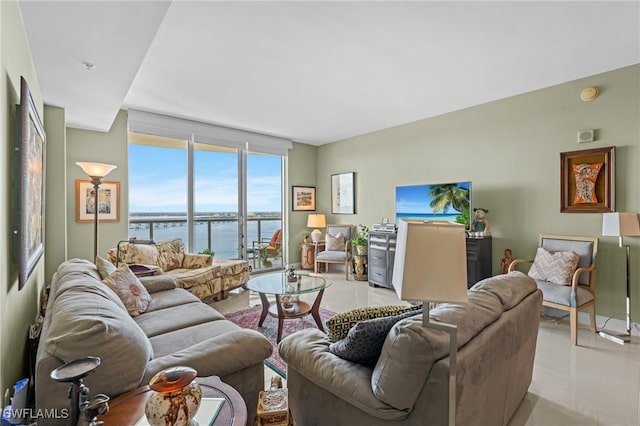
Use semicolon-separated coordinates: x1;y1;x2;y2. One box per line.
395;181;471;229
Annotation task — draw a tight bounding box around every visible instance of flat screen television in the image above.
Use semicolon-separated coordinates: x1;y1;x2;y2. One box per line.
395;181;471;229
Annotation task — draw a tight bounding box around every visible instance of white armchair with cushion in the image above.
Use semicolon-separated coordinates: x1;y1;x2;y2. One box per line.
508;234;598;345
315;224;353;280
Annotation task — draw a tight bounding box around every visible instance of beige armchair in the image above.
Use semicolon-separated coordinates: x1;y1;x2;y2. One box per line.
315;224;353;280
508;234;598;345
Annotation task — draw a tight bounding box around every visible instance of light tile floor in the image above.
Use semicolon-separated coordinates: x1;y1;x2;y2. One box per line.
213;271;640;426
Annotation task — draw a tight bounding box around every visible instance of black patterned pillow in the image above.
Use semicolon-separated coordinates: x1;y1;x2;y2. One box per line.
326;304;422;342
329;310;420;366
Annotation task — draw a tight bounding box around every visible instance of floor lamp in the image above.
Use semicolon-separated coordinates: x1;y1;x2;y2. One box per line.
600;212;640;344
392;220;468;426
76;162;117;261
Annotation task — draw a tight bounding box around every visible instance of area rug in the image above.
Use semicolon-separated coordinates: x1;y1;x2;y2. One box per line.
225;305;335;378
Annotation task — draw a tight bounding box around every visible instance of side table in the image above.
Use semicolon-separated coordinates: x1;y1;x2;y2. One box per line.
352;254;368;281
98;375;247;425
300;242;325;270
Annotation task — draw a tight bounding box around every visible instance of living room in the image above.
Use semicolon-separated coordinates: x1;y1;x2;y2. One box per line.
2;1;639;425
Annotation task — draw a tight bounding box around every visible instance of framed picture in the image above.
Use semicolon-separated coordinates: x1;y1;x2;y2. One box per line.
560;146;615;213
331;172;355;214
292;186;316;211
16;76;46;290
76;180;120;222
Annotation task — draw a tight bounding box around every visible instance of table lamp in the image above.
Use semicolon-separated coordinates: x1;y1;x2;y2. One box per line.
307;214;326;243
600;212;640;344
392;220;468;426
76;162;117;261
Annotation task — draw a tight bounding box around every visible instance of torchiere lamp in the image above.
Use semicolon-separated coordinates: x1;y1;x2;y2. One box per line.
600;212;640;344
392;220;468;426
76;162;117;261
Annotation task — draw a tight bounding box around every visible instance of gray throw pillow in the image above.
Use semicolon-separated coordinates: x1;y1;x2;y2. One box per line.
329;310;420;366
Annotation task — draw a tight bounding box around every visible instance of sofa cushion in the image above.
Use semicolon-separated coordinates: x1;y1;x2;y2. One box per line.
329;310;420;366
134;302;225;337
95;255;116;279
528;247;579;285
372;290;503;410
326;305;422;342
44;268;153;398
157;239;186;271
183;253;213;269
211;259;248;277
145;288;201;313
102;264;152;317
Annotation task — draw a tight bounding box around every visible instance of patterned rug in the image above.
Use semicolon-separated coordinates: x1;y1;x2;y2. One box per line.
225;304;335;378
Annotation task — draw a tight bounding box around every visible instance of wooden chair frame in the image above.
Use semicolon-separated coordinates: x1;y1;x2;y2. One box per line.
508;234;598;345
314;224;353;280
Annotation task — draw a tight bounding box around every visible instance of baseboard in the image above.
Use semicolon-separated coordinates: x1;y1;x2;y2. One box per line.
545;307;639;336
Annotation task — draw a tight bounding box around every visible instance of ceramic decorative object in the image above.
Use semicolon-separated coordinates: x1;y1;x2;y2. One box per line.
145;366;202;426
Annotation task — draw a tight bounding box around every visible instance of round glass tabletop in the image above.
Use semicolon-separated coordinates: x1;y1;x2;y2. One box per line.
246;272;331;296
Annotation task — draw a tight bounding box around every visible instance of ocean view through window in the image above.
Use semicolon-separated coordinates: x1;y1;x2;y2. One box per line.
128;133;284;270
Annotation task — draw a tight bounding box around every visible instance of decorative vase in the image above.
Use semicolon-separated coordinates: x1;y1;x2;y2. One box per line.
355;245;367;255
145;366;202;426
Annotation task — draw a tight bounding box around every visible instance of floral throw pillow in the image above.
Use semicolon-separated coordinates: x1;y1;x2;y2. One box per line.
102;264;152;316
326;232;346;251
528;247;580;286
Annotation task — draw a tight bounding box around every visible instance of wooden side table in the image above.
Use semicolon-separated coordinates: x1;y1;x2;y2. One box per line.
98;375;247;425
300;242;325;270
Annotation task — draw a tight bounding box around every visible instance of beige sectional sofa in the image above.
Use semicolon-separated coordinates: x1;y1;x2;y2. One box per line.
107;238;249;301
35;259;271;425
279;272;543;426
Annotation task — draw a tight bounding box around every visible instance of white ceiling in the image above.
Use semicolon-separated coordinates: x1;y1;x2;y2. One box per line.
19;1;640;145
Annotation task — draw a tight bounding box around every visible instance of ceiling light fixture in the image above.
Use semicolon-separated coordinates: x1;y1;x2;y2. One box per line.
82;62;96;71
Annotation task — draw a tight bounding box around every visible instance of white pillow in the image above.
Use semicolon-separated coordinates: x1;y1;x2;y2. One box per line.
102;264;152;316
528;247;579;285
326;232;345;251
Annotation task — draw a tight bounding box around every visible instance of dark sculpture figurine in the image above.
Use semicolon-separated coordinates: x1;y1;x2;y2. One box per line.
501;249;513;274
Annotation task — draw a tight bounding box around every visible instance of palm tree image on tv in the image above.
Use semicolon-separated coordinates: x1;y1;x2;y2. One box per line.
396;181;471;228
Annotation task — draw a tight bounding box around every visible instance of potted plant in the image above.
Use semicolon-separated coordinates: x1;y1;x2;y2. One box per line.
352;224;369;255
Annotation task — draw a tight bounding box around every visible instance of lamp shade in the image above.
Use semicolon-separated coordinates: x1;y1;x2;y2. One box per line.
392;220;468;303
602;212;640;237
76;162;117;178
307;214;326;228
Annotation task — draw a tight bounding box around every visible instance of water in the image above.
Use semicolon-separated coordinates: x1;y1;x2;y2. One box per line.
128;220;281;259
395;212;461;223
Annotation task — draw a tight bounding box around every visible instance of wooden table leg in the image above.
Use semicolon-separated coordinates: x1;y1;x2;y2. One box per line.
258;292;270;327
310;289;326;331
275;294;284;343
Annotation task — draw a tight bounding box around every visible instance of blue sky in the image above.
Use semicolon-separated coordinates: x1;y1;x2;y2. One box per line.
395;181;471;214
129;144;282;213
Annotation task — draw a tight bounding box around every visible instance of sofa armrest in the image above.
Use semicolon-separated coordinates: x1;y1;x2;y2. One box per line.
278;329;406;420
143;329;272;383
139;275;177;293
183;253;213;269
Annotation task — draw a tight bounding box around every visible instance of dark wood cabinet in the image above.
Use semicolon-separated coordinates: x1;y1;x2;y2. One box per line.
466;236;492;288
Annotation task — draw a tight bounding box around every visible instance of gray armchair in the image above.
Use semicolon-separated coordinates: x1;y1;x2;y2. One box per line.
508;234;598;345
315;224;353;280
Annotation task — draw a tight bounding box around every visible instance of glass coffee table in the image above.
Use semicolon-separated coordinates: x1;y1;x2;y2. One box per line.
246;272;332;342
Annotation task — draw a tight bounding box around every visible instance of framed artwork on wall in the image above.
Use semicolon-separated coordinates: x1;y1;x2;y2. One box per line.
292;186;316;211
16;76;46;290
76;180;120;222
331;172;355;214
560;146;615;213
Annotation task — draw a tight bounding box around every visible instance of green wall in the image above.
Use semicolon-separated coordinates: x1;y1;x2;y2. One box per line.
308;64;640;321
65;112;130;260
0;0;45;397
286;142;318;263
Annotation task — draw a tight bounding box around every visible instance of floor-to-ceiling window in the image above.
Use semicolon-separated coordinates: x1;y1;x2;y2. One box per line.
127;110;290;272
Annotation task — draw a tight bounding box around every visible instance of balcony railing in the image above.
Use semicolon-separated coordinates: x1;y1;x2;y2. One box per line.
127;216;283;272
